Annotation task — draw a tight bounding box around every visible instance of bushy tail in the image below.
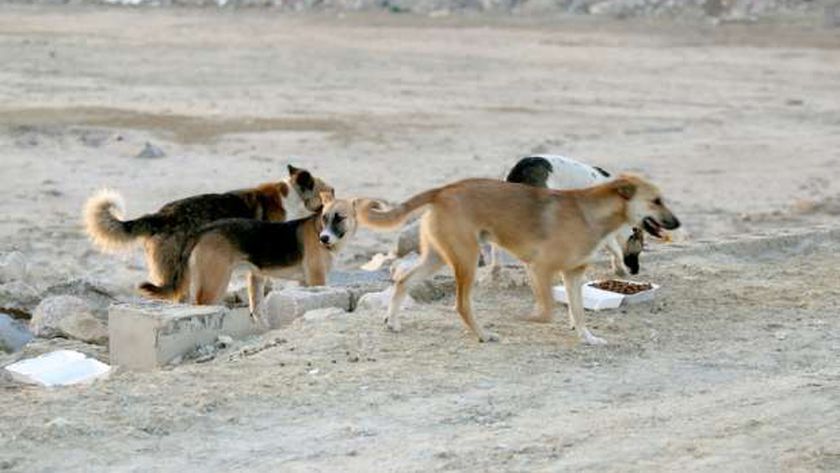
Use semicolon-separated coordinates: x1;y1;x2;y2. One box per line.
83;189;156;253
137;231;200;301
356;188;440;231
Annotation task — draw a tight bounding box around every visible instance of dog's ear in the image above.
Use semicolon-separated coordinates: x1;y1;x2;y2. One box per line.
287;164;302;176
294;170;315;191
320;190;334;206
615;180;637;200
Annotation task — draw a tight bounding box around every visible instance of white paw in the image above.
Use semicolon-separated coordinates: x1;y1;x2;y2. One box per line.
384;316;402;333
580;329;607;346
479;331;500;343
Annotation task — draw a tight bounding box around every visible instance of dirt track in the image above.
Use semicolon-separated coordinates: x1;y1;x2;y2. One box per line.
1;6;839;472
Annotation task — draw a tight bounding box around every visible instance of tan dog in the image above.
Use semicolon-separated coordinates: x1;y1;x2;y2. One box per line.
356;175;680;344
140;192;357;316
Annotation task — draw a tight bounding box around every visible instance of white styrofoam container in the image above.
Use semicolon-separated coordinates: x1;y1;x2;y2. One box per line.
553;280;660;311
4;350;111;387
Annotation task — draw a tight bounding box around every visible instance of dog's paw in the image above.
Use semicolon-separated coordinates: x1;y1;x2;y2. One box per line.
478;331;500;343
580;329;607;346
384;316;402;333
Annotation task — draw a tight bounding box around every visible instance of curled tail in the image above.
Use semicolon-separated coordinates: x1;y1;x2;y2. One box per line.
356;188;440;231
138;231;200;301
83;189;158;253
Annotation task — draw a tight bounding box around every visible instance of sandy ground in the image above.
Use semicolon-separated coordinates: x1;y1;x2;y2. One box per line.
1;5;840;472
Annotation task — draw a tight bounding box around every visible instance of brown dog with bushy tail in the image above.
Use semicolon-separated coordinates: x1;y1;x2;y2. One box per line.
84;165;333;301
356;175;680;345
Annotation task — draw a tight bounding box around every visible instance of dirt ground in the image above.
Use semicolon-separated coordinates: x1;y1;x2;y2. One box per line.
1;5;839;472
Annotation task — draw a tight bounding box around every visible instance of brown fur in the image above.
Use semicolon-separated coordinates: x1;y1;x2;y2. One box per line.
355;175;680;344
83;165;333;300
141;193;357;320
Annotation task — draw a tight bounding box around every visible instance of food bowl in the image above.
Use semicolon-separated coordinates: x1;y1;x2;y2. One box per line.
553;279;660;311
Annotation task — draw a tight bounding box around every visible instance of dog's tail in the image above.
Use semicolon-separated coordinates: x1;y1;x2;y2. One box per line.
137;230;201;301
356;188;440;231
83;189;160;253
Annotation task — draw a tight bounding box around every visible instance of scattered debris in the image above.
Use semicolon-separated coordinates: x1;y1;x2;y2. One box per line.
135;141;165;159
4;350;110;387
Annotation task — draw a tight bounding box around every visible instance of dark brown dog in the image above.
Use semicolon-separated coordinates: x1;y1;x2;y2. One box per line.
84;165;333;300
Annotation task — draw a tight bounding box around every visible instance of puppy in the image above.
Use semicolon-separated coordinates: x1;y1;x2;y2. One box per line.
84;165;333;300
503;155;647;275
356;175;680;345
140;191;357;316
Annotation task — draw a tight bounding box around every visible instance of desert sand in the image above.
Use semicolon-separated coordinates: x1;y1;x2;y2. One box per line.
1;5;839;472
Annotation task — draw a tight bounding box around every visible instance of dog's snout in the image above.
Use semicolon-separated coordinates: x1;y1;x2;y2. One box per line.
319;234;330;244
664;215;681;230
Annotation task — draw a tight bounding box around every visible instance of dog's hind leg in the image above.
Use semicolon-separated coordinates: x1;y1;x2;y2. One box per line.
385;247;444;333
562;266;606;345
523;263;555;323
247;272;266;319
434;235;497;343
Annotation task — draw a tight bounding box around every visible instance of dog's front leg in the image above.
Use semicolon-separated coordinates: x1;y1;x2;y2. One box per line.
247;272;266;321
562;267;607;346
605;237;628;277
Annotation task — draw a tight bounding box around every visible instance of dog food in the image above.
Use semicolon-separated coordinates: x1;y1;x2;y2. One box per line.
589;280;653;295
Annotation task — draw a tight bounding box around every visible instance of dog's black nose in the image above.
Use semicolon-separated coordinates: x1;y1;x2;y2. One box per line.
320;235;330;244
665;216;681;230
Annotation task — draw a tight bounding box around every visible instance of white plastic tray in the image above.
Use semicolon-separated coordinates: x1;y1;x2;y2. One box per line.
4;350;111;387
553;280;660;311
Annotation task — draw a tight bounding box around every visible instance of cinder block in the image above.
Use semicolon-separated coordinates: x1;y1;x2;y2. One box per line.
258;287;351;329
108;302;260;370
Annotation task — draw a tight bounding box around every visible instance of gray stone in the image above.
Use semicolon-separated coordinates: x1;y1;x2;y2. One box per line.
0;281;41;318
356;287;417;311
135;141;165;159
30;295;96;339
0;312;33;353
408;275;455;303
42;279;116;321
258;287;352;329
396;221;420;257
329;269;391;310
57;312;108;345
109;302;260;370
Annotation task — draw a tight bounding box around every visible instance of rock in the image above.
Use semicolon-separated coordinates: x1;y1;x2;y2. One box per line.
408;276;455;303
357;287;416;311
302;307;346;322
56;312;108;345
360;252;396;271
0;252;28;283
0;312;34;353
328;269;391;310
30;295;95;339
0;281;41;318
396;221;420;257
42;279;116;322
135;142;165;159
258;287;352;329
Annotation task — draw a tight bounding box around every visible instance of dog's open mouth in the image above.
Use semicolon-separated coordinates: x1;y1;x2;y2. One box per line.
642;217;665;239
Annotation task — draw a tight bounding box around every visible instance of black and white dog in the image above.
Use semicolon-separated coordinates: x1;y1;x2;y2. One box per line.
499;154;648;275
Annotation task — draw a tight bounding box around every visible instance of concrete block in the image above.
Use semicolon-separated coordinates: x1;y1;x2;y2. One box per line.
258;287;351;329
108;302;260;370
